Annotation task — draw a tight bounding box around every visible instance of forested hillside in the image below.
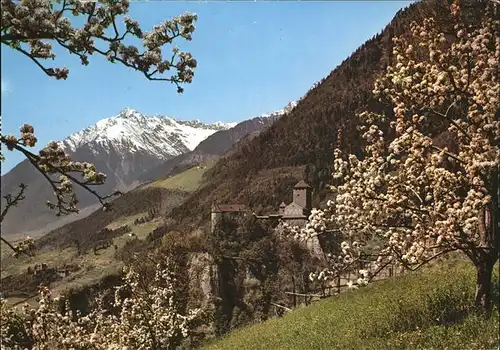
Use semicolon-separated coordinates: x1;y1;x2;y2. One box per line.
167;0;482;232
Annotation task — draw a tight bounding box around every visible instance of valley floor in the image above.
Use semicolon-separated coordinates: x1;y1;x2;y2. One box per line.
203;259;499;350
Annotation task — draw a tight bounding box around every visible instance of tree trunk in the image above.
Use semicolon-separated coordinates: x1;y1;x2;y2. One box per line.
473;167;499;315
474;259;495;314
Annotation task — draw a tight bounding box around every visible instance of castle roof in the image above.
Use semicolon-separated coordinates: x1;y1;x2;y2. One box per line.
285;201;305;211
293;180;311;189
211;204;247;213
282;202;307;219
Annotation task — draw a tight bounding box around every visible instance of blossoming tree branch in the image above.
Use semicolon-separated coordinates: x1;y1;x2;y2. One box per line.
0;257;203;349
285;0;499;313
0;0;198;256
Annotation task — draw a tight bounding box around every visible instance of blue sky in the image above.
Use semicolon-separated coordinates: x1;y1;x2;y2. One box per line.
1;1;411;174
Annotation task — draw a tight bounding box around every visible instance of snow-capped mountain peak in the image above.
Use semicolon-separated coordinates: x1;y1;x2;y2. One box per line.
242;101;297;121
56;101;296;161
59;109;236;159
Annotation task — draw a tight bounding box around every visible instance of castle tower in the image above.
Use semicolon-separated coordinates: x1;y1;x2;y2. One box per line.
292;180;311;212
278;202;287;215
210;203;222;235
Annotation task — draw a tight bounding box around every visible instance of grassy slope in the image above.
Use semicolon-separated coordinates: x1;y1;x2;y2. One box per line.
205;260;499;350
1;165;211;303
50;217;163;294
35;163;212;252
146;162;213;192
1;214;164;306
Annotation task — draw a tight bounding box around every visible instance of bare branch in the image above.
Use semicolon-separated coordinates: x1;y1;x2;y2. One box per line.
1;236;19;254
367;259;393;283
1;135;120;216
425;103;472;141
12;46;63;79
392;246;457;272
0;183;27;223
430;145;466;164
0;184;35;257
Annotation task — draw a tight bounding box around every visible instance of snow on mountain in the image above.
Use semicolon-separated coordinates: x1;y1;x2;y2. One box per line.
59;108;235;159
255;101;298;119
57;103;294;160
208;121;239;129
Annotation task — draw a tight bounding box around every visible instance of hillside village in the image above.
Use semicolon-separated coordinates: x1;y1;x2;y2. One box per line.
1;0;499;349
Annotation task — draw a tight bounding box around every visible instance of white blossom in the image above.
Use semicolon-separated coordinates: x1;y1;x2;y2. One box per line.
0;260;202;349
283;1;499;298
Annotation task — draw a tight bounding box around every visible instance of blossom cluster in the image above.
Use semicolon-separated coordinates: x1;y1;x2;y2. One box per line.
1;0;197;91
1;124;110;220
281;208;375;288
0;261;203;349
284;0;499;288
11;236;36;258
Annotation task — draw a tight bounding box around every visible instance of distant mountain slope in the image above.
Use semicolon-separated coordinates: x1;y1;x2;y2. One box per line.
30;162;213;258
34;186;187;252
1;109;234;234
138;104;295;183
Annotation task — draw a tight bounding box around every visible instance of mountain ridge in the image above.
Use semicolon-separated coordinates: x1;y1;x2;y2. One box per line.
1;105;292;234
138;102;297;183
58;108;236;157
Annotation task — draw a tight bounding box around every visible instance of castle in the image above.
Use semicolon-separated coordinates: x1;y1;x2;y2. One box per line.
210;180;312;233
